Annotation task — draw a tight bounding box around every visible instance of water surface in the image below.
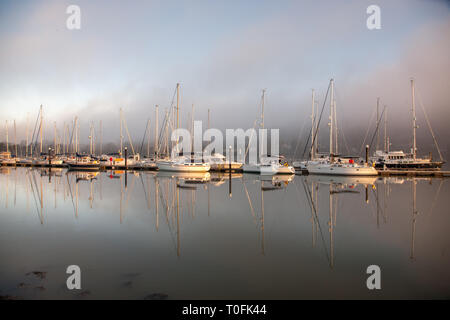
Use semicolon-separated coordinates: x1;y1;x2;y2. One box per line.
0;167;449;299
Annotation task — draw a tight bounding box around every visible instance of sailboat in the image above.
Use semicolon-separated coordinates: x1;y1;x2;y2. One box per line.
204;153;243;171
66;154;101;171
242;90;295;175
156;83;210;172
372;79;444;170
1;121;15;166
306;79;378;176
259;155;295;175
293;89;331;172
203;109;243;171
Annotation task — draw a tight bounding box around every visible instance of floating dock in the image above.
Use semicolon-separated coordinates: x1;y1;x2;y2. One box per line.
0;162;242;172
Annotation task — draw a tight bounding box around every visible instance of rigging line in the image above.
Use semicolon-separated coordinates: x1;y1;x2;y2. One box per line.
27;170;41;222
244;119;258;160
358;107;377;156
333;86;350;155
67;120;75;154
291;116;308;162
242;179;259;226
302;80;331;159
29;109;40;155
157;86;178;149
298;178;331;264
416;89;444;162
139;174;150;210
122;114;136;156
32;117;42;154
31;170;42;208
339;119;351;155
157;111;169;155
158;109;174;155
156;180;178;252
138;118;150;156
368;106;386;152
66;173;77;215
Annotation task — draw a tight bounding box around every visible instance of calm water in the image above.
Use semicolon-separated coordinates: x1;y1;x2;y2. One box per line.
0;167;449;299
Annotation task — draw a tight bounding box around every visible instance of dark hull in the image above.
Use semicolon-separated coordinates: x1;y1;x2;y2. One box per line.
67;164;101;171
375;161;443;170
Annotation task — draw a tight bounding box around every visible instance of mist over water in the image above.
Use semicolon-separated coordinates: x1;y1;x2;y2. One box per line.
1;0;449;162
1;0;450;302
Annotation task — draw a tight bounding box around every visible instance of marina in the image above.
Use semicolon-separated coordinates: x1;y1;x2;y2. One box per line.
0;166;449;299
1;0;449;304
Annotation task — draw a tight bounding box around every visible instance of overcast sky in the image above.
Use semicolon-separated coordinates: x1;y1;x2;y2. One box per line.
0;0;449;156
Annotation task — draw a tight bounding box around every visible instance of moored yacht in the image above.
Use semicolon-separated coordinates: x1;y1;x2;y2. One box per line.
259;155;295;175
305;79;378;176
66;154;101;171
156;155;210;172
205;153;243;171
33;155;65;167
372;150;443;170
372;79;444;171
307;160;378;176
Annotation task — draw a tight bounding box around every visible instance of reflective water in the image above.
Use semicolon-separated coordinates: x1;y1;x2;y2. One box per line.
0;167;449;299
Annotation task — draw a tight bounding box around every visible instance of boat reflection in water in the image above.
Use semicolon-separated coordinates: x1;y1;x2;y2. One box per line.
0;167;448;299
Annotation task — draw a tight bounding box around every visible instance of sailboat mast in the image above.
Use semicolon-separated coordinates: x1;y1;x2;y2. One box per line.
100;120;103;156
5;120;9;154
315;100;319;155
146;119;150;158
329;79;334;157
376;97;380;151
89;123;92;155
261;89;265;129
63;122;66;155
191;104;194;151
334;99;338;155
311;89;315;160
176;83;180;155
120;108;123;155
92;122;95;155
54;121;57;154
410;178;417;259
384;106;387;152
40;105;43;154
165;109;169;156
411;79;417;160
26;113;29;158
14;120;17;157
74;116;78;154
154;105;159;158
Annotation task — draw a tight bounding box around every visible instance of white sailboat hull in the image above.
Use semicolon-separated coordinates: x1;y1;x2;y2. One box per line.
156;160;210;172
243;163;261;173
260;164;295;175
210;162;243;171
307;163;378;176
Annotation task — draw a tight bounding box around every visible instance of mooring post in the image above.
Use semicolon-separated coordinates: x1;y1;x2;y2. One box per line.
365;145;369;165
124;147;128;169
229;145;232;198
